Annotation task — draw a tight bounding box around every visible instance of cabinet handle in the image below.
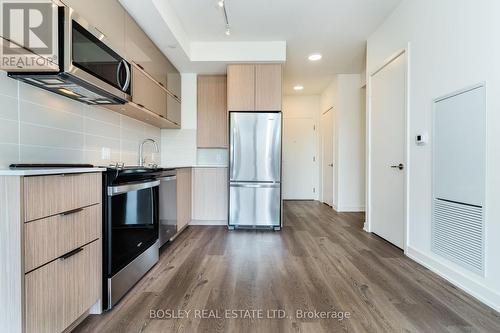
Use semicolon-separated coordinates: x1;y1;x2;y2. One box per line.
136;103;145;109
60;208;84;216
136;63;145;70
59;247;84;260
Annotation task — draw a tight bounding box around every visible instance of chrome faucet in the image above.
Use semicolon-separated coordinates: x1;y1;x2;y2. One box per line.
139;138;159;167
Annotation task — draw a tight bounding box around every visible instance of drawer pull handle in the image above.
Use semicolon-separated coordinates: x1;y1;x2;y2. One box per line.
59;247;83;260
60;208;84;216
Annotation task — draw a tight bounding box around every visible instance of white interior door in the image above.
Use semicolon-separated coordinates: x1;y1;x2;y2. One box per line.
283;118;315;199
321;109;334;206
370;52;406;249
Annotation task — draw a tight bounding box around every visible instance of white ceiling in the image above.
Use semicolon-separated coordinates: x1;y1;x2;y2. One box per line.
167;0;401;95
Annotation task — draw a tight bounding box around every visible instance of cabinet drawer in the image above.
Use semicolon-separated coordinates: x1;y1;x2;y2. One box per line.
23;173;101;222
24;204;101;272
25;240;101;333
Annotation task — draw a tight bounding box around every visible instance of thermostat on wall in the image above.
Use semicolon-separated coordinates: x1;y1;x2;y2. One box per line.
415;133;428;145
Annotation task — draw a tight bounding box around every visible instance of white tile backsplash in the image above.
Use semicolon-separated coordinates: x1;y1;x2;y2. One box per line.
0;73;18;98
20;100;84;132
161;129;196;166
20;123;84;149
0;119;19;144
196;148;228;166
0;94;19;120
0;72;161;168
19;145;84;164
0;143;19;167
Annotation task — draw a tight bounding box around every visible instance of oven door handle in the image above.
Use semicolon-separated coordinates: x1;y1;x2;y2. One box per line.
159;176;176;181
107;180;160;196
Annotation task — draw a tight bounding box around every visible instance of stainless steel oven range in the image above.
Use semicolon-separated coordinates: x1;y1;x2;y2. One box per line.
102;166;163;310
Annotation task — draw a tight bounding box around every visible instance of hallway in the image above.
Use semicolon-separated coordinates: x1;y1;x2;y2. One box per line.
74;201;500;333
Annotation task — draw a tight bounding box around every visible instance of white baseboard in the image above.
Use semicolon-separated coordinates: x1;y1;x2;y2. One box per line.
336;206;366;213
406;246;500;312
189;220;227;226
363;222;369;232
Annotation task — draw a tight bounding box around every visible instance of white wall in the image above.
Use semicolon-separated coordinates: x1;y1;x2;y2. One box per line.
0;72;160;168
161;73;197;166
320;75;365;211
320;78;338;206
320;79;337;114
337;75;365;211
367;0;500;311
282;95;321;200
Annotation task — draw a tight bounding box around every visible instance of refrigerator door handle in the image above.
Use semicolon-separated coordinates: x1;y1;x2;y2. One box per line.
230;183;280;189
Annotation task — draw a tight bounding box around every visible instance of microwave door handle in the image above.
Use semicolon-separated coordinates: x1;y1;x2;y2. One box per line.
122;60;131;91
116;60;124;90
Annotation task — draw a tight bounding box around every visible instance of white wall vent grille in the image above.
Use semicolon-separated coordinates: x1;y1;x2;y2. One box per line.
432;85;486;276
432;198;484;275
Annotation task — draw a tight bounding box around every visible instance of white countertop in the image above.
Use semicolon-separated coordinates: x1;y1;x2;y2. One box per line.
0;167;107;176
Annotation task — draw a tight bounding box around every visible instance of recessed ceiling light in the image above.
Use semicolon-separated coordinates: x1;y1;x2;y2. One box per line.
218;0;224;7
293;85;304;91
308;53;322;61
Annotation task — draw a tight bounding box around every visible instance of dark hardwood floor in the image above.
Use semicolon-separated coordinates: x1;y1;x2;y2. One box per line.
74;201;500;333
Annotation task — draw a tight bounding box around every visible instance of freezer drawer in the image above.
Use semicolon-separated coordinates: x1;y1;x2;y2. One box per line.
229;182;281;227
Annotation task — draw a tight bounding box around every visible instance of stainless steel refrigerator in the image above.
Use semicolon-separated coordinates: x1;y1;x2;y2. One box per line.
229;112;282;230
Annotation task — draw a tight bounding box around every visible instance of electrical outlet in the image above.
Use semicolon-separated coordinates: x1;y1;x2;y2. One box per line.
101;147;111;160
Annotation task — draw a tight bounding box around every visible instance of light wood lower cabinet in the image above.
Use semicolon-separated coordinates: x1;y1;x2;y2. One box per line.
25;240;101;333
0;173;102;333
176;168;192;231
192;168;228;222
24;204;101;272
23;173;101;222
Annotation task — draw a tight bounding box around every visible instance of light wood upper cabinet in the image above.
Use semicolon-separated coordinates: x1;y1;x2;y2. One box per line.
132;65;167;118
125;15;168;88
62;0;125;54
227;64;282;111
227;65;255;111
176;168;192;231
255;64;282;111
197;75;228;148
167;93;181;126
124;14;181;98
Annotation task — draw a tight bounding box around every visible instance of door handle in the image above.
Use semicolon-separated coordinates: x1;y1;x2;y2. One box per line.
390;163;404;170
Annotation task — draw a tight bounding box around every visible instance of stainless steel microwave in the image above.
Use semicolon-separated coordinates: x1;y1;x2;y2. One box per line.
9;6;131;105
